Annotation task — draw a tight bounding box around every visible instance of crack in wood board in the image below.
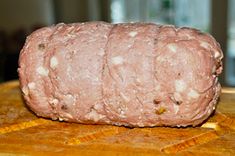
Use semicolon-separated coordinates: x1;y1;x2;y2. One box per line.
0;119;52;134
161;130;219;154
66;127;124;145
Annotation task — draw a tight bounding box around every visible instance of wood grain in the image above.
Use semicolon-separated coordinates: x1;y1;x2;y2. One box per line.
0;80;235;156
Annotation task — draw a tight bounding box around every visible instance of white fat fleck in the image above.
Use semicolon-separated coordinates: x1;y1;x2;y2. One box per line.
128;31;138;37
64;94;75;105
36;66;49;76
175;80;187;92
154;84;161;91
111;56;124;65
214;51;221;58
119;109;126;118
137;123;144;127
22;86;29;96
188;89;200;99
167;43;177;53
120;110;125;115
22;83;36;96
85;109;105;122
49;98;59;105
94;103;102;110
213;106;216;110
173;104;179;114
200;42;210;49
50;56;58;69
59;117;64;121
27;82;36;89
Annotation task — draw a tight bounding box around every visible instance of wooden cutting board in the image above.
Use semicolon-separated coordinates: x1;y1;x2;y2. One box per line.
0;80;234;156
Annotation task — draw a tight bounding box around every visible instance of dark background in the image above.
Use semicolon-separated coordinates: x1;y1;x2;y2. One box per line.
0;0;234;86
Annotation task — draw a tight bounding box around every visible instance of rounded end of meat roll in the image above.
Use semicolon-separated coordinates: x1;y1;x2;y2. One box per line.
150;26;223;127
18;26;59;119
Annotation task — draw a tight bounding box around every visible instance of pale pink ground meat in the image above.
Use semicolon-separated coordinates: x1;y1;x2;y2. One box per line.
18;22;223;127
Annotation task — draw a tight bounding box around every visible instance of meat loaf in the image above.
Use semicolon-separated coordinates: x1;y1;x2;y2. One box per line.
18;22;223;127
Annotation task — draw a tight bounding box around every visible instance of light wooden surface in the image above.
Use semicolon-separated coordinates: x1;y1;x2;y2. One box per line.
0;80;234;156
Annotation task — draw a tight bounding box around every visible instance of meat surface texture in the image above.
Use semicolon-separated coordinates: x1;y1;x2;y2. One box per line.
18;22;223;127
